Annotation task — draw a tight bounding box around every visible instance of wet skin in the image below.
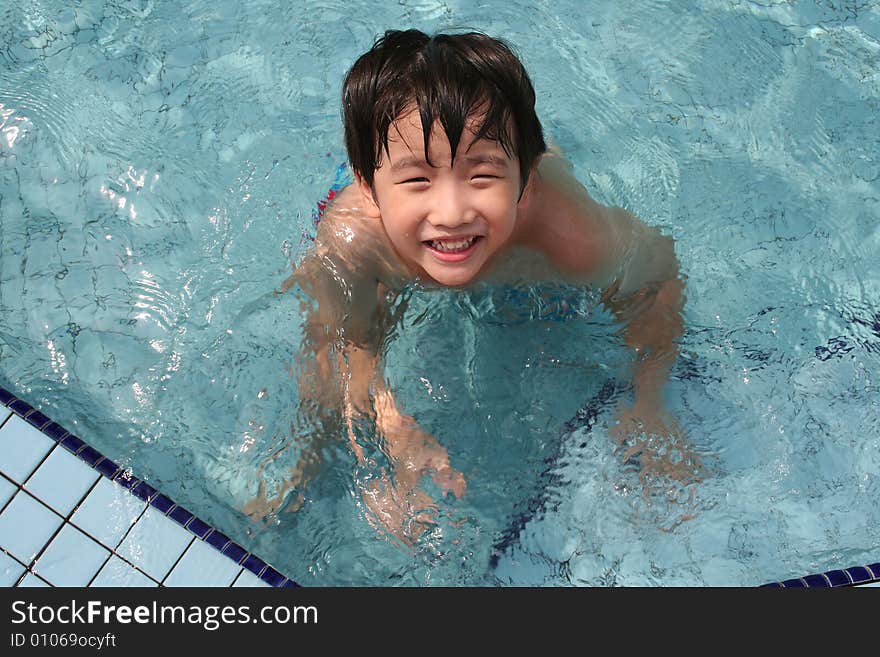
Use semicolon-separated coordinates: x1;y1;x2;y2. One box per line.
263;112;697;544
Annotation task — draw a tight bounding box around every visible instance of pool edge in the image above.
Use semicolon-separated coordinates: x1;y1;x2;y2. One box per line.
0;384;298;588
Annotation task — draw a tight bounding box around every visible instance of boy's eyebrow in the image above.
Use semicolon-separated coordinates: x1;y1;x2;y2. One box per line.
462;153;508;167
389;153;508;171
389;156;429;172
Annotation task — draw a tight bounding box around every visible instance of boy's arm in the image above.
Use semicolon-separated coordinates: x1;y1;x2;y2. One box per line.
276;217;464;536
283;216;413;458
598;206;684;425
529;153;687;446
286;244;379;459
242;240;381;522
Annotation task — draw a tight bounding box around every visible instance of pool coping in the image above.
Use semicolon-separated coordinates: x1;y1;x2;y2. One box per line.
0;384;298;588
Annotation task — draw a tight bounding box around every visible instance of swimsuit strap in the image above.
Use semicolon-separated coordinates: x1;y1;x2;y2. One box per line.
310;162;352;238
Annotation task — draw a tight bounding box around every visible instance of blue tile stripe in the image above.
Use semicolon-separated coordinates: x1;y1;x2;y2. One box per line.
0;385;298;588
761;563;880;588
0;387;15;406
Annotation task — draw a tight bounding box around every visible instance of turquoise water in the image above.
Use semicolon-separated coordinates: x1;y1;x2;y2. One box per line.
1;0;879;585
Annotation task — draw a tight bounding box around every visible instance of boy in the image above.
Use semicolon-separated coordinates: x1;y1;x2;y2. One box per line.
261;30;698;542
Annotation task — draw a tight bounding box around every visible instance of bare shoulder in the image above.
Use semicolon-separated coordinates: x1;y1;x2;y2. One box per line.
282;185;402;346
516;153;614;283
520;153;678;294
282;185;414;310
305;184;409;285
312;185;380;271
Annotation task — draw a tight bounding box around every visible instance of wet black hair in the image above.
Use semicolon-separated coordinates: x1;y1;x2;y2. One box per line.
342;29;546;195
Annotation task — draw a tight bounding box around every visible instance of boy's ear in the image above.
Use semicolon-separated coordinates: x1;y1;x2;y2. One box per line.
355;173;381;218
516;161;541;210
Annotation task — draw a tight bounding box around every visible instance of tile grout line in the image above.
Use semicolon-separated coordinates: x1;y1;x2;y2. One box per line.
2;542;51;589
6;478;160;587
159;536;197;586
229;567;246;587
16;450;106;586
1;385;296;587
10;476;99;586
17;489;68;586
21;442;60;483
0;470;23;516
85;481;162;587
4;447;168;587
82;474;150;588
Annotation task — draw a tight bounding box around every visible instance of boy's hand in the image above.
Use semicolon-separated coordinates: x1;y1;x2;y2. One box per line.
373;389;467;498
361;462;465;547
430;462;467;499
610;402;705;486
362;472;438;547
360;390;466;545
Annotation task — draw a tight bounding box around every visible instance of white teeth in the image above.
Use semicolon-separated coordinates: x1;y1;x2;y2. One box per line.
430;237;476;252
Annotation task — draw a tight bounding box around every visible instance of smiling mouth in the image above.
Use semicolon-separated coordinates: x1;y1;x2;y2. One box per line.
423;236;482;253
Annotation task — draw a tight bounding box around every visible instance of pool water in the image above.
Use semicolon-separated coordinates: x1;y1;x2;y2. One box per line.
1;0;879;585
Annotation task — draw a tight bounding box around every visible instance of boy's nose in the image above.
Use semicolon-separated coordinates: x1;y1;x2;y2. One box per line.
428;183;474;228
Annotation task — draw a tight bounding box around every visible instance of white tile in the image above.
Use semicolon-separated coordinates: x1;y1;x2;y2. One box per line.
0;491;63;563
0;549;25;586
18;573;51;587
164;538;241;587
26;446;100;516
70;476;146;549
33;523;110;586
0;476;16;508
116;506;193;581
232;568;271;587
0;416;56;484
91;555;158;587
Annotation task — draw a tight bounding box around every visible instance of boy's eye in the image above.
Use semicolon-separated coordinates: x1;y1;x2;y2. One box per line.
401;177;429;184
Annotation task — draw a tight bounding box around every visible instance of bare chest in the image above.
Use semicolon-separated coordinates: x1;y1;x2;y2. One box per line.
479;245;574;285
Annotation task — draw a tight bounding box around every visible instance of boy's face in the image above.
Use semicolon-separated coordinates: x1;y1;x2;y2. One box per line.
357;108;528;287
